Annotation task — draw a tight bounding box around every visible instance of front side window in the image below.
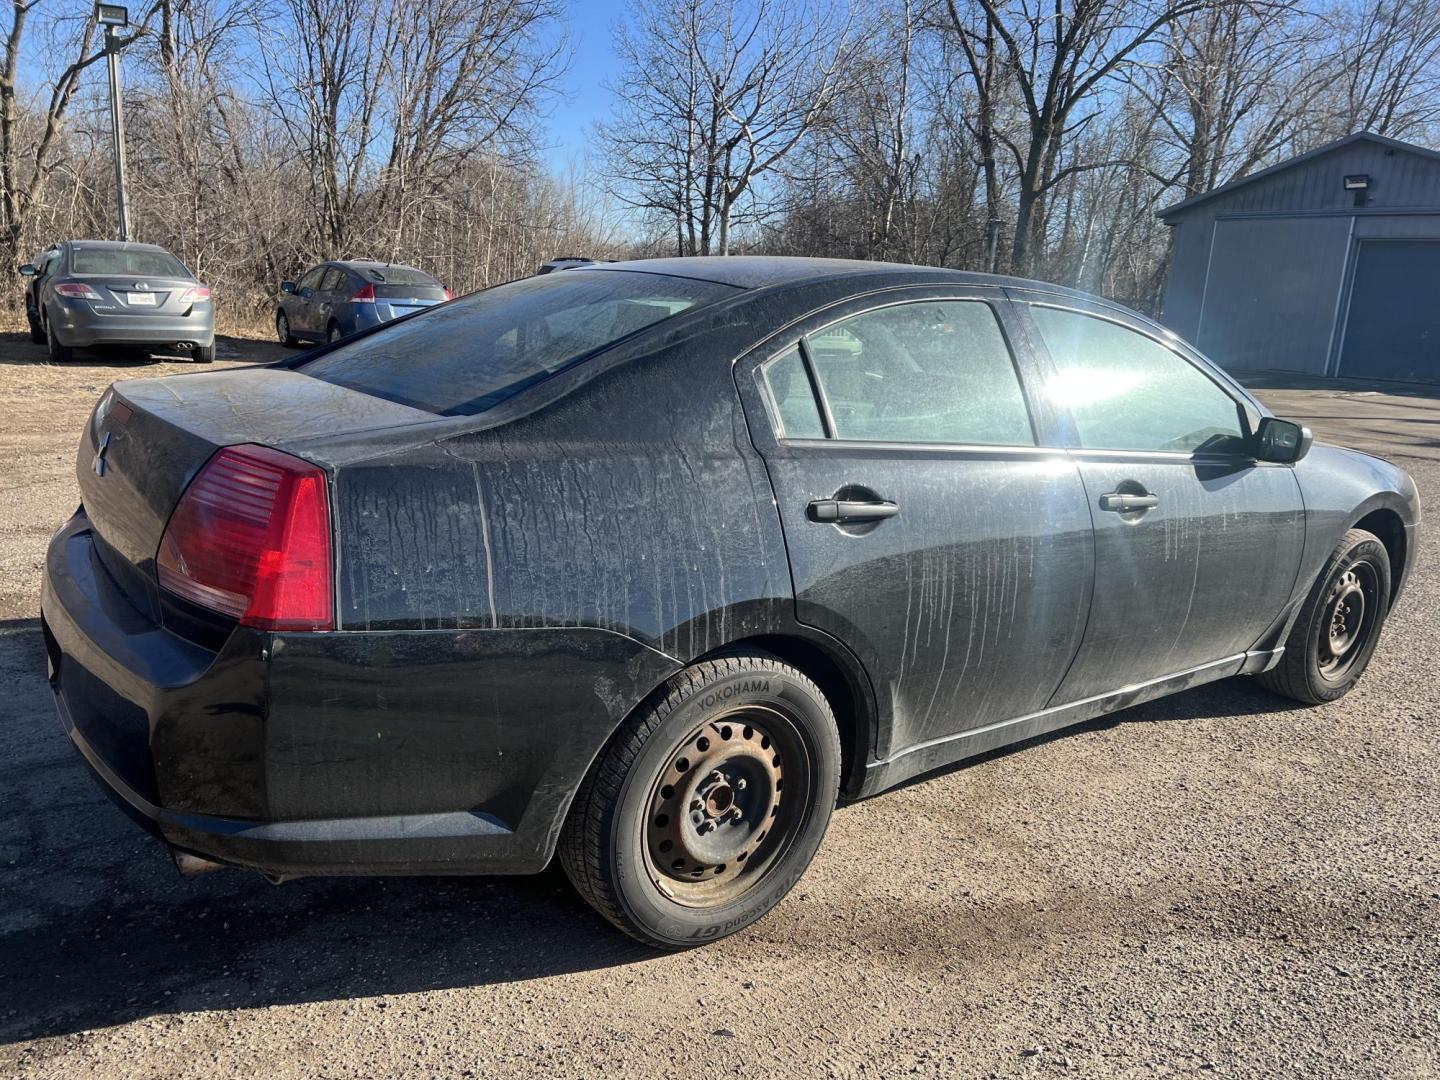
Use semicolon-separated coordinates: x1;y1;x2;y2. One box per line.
298;267;325;292
299;269;738;415
1030;306;1245;454
803;301;1034;446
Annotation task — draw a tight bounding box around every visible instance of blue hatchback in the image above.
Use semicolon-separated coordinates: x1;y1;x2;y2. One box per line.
275;260;450;346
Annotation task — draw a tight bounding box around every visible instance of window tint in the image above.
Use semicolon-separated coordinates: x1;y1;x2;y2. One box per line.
357;265;440;287
762;346;825;439
319;267;346;292
1030;306;1245;453
299;269;737;415
71;247;190;278
804;301;1033;446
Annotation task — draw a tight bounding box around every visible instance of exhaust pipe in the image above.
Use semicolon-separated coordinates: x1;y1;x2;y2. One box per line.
172;849;226;877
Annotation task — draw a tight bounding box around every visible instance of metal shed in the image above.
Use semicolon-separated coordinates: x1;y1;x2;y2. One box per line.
1158;132;1440;383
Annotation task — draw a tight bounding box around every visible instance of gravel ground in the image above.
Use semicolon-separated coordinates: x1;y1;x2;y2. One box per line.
0;337;1436;1079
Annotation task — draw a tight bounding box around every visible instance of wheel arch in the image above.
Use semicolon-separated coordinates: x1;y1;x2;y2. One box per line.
694;632;876;800
1351;505;1407;604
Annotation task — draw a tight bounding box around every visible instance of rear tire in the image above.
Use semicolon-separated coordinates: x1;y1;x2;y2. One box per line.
194;342;216;363
1260;528;1391;705
326;321;342;344
44;313;73;363
559;653;840;949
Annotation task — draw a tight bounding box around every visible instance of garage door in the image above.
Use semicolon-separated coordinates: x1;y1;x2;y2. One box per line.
1197;217;1351;374
1338;240;1440;383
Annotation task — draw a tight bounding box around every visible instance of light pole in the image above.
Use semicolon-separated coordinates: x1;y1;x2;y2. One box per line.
95;3;131;241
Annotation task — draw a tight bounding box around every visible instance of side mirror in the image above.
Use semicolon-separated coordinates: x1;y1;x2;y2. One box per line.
18;264;36;277
1255;416;1313;463
280;280;295;294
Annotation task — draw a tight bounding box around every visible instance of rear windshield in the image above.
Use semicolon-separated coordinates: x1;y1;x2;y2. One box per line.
298;270;738;415
356;265;440;287
72;247;190;278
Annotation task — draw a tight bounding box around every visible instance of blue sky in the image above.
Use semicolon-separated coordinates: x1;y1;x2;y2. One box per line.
539;0;628;172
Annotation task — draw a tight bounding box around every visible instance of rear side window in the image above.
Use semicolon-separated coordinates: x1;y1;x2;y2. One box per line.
803;301;1033;446
298;269;738;415
71;247;189;278
1030;305;1245;453
762;346;826;439
319;267;346;292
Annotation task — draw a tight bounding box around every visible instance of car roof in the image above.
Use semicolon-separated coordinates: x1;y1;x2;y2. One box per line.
65;240;172;253
572;255;1094;298
333;260;426;272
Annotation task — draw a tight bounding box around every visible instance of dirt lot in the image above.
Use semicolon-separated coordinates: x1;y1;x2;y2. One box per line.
0;338;1436;1079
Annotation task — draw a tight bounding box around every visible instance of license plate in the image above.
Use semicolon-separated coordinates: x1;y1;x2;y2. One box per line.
125;292;157;306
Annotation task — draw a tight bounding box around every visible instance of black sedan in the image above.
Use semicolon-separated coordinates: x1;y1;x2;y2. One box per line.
41;257;1420;947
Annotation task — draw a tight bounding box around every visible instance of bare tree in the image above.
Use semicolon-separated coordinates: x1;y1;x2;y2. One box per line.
256;0;564;257
0;0;157;269
941;0;1210;273
1325;0;1440;141
601;0;855;255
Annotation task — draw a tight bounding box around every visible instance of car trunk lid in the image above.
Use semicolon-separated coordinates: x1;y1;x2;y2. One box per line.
77;275;198;316
78;366;436;625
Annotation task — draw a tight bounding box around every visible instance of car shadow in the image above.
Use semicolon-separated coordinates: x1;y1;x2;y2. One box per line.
0;613;1302;1045
0;330;284;367
0;619;653;1046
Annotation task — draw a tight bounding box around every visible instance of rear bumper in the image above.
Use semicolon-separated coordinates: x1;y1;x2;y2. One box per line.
41;510;678;878
50;303;214;349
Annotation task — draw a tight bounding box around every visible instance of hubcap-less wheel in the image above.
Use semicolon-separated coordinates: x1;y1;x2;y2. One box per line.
643;709;805;906
1318;564;1377;680
559;654;840;947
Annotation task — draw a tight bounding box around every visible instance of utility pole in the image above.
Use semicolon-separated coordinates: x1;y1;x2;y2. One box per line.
95;4;131;241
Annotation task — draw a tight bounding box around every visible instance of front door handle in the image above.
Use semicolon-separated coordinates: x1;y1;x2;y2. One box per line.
808;498;900;523
1098;492;1159;513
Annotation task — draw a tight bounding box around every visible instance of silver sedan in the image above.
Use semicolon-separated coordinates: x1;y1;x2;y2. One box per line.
21;240;215;363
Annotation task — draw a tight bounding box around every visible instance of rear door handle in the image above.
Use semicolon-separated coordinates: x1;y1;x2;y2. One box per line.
1098;492;1159;512
808;498;900;523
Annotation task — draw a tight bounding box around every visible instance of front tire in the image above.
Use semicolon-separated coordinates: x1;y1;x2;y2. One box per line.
276;310;299;347
1261;528;1391;705
560;653;841;949
27;309;44;344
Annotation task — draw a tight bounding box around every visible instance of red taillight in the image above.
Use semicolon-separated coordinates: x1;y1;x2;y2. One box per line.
443;287;453;301
156;445;333;631
55;283;102;299
352;282;376;303
178;285;211;305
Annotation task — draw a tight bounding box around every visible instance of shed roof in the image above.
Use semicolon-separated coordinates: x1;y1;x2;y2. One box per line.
1157;131;1440;221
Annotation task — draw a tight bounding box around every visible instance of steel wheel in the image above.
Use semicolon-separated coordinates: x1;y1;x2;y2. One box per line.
1261;528;1393;705
560;653;840;948
1317;562;1378;681
641;706;809;907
